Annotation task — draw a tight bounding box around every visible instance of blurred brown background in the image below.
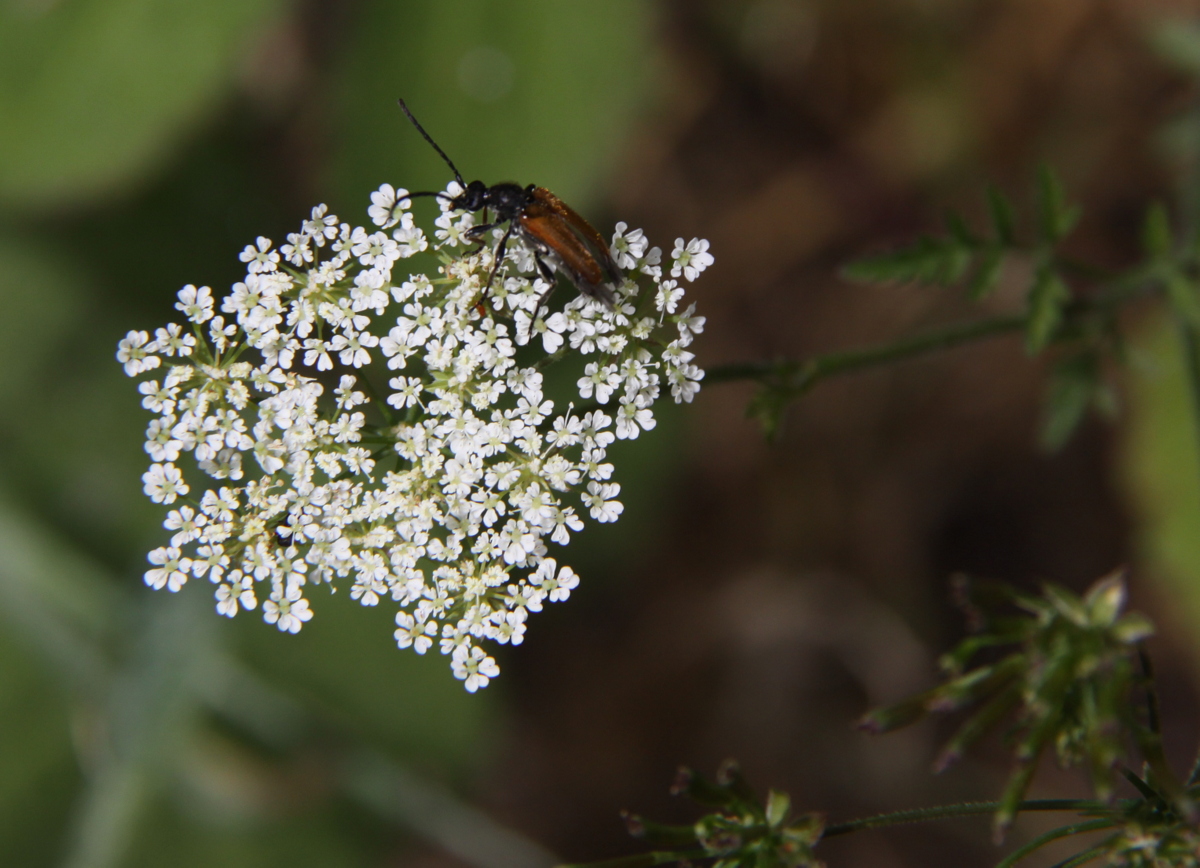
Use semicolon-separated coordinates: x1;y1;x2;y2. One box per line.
3;1;1200;867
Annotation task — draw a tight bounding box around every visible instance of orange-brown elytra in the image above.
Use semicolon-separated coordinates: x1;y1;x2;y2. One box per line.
395;99;623;324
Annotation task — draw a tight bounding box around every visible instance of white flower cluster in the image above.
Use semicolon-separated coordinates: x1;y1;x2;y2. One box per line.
117;183;709;691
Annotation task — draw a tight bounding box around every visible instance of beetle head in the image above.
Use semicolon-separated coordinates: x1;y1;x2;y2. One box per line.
449;180;490;212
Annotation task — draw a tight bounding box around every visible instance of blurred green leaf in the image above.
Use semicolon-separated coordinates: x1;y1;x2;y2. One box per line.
128;801;378;868
1148;20;1200;79
1165;272;1200;330
1025;267;1070;353
0;625;78;864
0;0;286;208
944;211;978;246
0;234;158;559
967;245;1003;300
841;235;973;286
236;589;492;774
0;496;127;862
0;496;118;688
1035;164;1080;246
1142;202;1173;260
331;0;653;215
764;790;790;829
4;341;162;560
745;382;790;440
986;185;1017;246
0;233;89;415
1040;353;1100;451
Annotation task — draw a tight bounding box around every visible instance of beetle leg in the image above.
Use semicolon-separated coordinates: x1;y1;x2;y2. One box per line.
521;255;563;342
464;221;497;247
483;222;517;294
467;223;518;318
533;251;556;284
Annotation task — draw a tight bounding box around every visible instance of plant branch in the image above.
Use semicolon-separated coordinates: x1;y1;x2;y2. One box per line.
821;799;1105;838
706;313;1026;392
1176;320;1200;486
994;819;1116;868
1046;837;1119;868
709;268;1157;393
705;267;1154;437
557;850;710;868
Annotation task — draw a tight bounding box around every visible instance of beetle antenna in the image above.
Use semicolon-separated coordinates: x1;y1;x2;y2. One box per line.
395;190;453;205
397;98;465;187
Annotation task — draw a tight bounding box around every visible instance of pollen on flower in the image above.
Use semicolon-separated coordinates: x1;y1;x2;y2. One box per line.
118;181;710;690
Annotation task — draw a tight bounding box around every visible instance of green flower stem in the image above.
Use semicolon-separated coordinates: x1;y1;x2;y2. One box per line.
1136;636;1196;816
705;266;1155;400
357;372;395;426
705;313;1026;393
1175;97;1200;796
557;850;711;868
1176;319;1200;488
994;819;1115;868
821;799;1104;839
1047;838;1119;868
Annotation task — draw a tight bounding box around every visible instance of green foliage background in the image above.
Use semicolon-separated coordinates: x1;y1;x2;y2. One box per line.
6;2;1200;867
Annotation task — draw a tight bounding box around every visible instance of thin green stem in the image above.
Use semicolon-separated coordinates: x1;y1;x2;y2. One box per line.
705;314;1026;391
1138;647;1163;737
995;819;1115;868
1046;837;1119;868
1175;90;1200;798
1176;320;1200;489
356;373;395;426
821;799;1104;838
557;850;710;868
706;263;1155;402
1188;750;1200;787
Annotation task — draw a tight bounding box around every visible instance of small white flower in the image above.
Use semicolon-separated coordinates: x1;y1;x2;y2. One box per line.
175;284;214;324
164;505;205;547
369;183;411;228
670;237;714;281
117;331;161;376
615;399;655;440
208;316;237;352
143;463;188;504
214;578;257;617
451;644;501;693
583;481;623;522
154;323;196;357
611;222;649;270
304;204;339;246
674;302;706;344
334;375;368;410
395;611;435;654
263;587;313;634
145;546;191;591
387;376;424;409
392;217;428;258
145;416;182;462
138;380;177;414
239;237;280;274
578;363;621;404
655;279;685;315
329;328;378;368
434;209;475;247
546;564;580;602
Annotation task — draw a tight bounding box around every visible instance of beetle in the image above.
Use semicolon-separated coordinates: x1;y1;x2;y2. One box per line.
395;99;623;323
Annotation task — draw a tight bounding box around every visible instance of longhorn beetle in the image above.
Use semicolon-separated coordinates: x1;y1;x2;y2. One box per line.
395;99;623;328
